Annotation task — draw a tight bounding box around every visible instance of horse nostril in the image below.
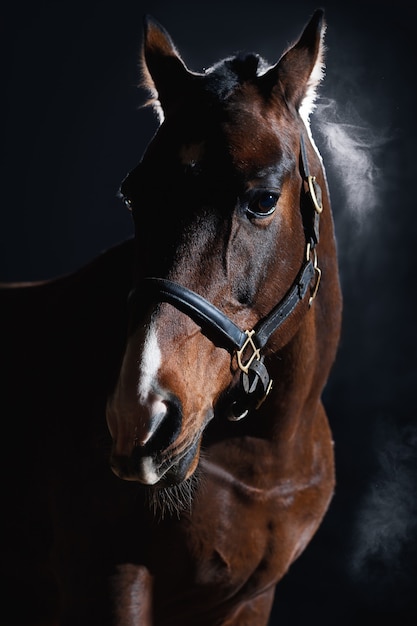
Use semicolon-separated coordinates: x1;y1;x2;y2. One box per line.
134;398;168;447
133;410;166;448
138;396;182;455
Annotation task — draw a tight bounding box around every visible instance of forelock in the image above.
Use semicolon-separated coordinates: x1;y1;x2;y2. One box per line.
203;53;271;101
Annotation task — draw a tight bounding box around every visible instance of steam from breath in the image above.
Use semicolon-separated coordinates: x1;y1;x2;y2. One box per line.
313;97;417;608
348;421;417;603
313;97;387;223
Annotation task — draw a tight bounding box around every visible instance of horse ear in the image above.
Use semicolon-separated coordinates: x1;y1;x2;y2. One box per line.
142;16;191;118
261;10;326;122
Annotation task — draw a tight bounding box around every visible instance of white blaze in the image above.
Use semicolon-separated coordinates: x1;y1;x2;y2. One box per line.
137;324;162;403
135;323;168;449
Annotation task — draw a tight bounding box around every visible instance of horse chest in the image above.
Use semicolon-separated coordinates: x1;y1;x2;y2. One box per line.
141;469;326;626
176;468;323;594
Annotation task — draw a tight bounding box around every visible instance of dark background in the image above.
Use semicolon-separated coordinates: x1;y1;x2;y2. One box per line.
2;0;416;623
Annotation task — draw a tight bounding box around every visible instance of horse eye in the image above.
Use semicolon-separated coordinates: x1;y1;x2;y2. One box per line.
123;197;133;211
248;192;278;217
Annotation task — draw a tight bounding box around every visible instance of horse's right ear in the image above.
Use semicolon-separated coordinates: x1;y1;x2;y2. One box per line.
142;16;191;119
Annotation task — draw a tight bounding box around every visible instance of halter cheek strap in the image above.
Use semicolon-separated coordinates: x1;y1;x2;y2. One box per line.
137;252;315;419
127;134;323;419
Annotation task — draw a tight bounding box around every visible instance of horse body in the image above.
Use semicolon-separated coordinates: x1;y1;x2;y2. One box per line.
1;10;341;626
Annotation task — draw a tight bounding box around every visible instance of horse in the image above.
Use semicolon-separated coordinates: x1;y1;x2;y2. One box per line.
1;9;342;626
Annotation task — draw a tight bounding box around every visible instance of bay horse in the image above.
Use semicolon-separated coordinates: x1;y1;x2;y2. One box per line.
1;9;342;626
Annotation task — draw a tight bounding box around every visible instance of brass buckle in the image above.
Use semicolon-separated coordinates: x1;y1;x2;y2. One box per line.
307;175;323;214
236;330;261;374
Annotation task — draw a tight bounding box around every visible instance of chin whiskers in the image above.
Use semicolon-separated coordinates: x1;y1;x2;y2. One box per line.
145;471;201;521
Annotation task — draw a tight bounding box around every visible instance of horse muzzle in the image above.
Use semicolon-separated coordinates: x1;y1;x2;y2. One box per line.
110;436;201;486
106;388;211;486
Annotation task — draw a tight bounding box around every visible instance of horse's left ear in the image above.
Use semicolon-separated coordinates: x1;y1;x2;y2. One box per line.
141;16;191;118
261;9;326;121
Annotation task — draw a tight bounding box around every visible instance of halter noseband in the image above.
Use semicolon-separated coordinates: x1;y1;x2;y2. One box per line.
128;134;323;420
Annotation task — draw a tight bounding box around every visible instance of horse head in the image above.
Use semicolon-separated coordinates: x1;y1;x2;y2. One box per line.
106;10;341;497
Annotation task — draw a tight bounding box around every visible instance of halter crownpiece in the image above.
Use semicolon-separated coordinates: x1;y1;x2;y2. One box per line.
128;134;323;419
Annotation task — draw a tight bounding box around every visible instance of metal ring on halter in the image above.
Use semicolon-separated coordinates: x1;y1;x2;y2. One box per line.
309;248;322;306
307;175;323;214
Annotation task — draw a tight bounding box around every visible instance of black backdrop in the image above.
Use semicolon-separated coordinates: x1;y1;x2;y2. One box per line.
2;0;417;623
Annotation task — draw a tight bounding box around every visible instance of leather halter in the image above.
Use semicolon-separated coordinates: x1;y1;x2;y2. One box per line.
128;134;323;419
